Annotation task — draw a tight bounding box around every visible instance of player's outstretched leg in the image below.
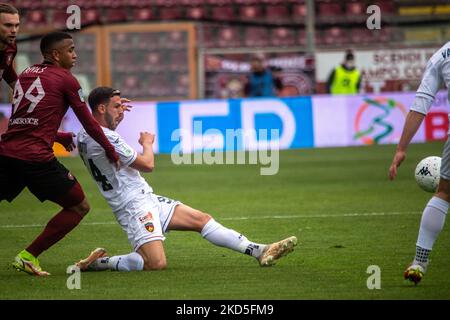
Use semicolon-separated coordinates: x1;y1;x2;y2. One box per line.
12;249;50;276
258;236;298;267
76;248;145;272
168;204;298;266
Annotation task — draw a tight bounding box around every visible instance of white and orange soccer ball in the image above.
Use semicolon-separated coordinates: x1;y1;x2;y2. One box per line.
414;156;441;193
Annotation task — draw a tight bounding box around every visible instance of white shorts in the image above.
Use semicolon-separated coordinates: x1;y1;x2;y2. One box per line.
114;192;181;251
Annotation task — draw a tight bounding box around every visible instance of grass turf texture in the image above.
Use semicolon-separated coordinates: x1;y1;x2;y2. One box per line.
1;142;449;299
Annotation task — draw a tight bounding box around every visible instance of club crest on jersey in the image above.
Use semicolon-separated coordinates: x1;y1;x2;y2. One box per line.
6;55;12;66
139;212;154;232
144;222;154;232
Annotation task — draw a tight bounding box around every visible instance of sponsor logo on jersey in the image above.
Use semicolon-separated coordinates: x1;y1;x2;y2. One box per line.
139;212;153;223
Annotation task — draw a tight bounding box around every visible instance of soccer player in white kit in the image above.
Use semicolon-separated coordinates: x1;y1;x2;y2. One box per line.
389;42;450;285
75;87;297;272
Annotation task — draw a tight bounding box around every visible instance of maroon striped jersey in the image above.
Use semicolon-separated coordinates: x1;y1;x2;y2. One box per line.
0;62;118;163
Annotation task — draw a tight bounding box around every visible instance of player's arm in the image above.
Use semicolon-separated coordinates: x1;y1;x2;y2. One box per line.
3;63;17;90
389;58;443;180
55;131;76;151
65;75;119;165
130;132;155;172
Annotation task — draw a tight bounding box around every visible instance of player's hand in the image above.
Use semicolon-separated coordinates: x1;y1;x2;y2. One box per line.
58;132;76;152
139;132;155;146
389;150;406;180
121;98;133;113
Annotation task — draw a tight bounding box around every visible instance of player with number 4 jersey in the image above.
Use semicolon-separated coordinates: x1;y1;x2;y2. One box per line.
75;87;297;273
0;32;119;276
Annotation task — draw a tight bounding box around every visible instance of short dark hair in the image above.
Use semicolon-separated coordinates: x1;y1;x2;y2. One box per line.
345;50;354;61
0;3;19;15
88;87;121;111
40;32;72;55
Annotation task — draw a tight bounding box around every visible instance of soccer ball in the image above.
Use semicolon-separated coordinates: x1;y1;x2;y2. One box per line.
414;156;441;193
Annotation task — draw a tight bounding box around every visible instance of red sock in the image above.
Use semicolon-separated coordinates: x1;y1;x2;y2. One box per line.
26;209;83;257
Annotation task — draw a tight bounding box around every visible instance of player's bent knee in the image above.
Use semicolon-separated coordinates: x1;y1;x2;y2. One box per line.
144;259;167;271
71;199;90;216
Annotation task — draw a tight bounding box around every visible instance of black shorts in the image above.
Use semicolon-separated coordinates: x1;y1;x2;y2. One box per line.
0;155;77;203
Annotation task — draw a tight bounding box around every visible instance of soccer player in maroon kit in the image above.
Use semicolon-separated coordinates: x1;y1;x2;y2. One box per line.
0;3;19;89
0;32;120;276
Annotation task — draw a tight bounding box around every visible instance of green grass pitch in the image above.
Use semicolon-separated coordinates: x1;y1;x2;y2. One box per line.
1;142;449;299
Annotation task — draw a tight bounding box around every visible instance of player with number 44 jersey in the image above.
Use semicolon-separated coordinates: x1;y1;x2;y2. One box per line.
0;32;119;276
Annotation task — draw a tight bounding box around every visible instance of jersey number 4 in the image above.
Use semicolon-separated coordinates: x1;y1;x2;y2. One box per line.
12;78;45;114
88;159;113;191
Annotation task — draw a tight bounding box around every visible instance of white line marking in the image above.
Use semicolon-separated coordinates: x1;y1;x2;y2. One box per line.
0;211;422;229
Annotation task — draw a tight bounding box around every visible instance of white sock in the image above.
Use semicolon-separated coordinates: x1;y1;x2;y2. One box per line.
200;218;266;259
106;252;144;271
416;196;448;255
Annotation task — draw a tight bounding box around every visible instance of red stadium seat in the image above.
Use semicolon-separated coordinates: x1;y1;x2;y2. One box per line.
211;6;235;21
345;1;366;22
271;28;296;47
375;1;396;15
350;28;375;44
318;2;343;16
127;0;153;8
73;0;97;9
239;5;263;21
25;10;48;28
217;27;241;47
105;8;128;23
244;27;269;47
265;5;290;23
322;27;349;45
159;7;183;20
132;8;154;22
234;0;259;5
155;0;179;7
180;0;206;6
18;0;44;9
51;10;69;29
186;7;206;20
292;3;307;20
206;0;234;5
297;29;322;46
261;0;284;4
45;0;68;10
83;9;101;25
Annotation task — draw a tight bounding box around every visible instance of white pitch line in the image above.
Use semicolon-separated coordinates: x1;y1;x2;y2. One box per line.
0;211;422;229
